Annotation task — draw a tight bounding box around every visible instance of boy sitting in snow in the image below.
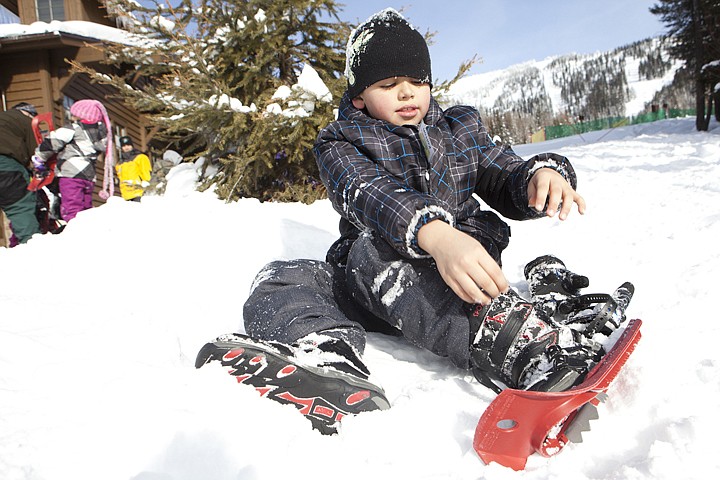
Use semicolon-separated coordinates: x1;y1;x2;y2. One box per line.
196;8;633;434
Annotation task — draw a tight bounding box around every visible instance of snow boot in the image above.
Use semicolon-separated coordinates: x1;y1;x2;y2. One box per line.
469;289;604;393
195;332;390;434
524;255;589;320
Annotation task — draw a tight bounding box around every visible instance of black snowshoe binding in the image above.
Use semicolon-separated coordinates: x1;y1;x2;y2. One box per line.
469;289;604;394
524;255;635;337
557;282;635;336
195;333;390;434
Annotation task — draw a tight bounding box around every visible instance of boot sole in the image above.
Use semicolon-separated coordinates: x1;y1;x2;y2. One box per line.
196;334;390;434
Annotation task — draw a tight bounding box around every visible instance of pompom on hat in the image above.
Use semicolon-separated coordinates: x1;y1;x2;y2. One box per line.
345;8;432;99
70;99;115;200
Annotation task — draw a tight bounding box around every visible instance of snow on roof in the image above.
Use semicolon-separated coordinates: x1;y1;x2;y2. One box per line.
0;20;149;46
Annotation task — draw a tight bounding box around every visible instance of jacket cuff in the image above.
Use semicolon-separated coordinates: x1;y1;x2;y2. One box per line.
526;152;577;189
404;205;455;258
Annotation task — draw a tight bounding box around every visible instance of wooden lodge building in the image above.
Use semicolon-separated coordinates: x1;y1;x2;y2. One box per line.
0;0;158;202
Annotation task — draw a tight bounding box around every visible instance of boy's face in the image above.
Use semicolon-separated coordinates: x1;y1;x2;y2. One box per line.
352;76;431;126
121;144;133;153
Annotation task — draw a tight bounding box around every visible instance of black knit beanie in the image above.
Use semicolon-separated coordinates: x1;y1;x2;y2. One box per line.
345;8;432;99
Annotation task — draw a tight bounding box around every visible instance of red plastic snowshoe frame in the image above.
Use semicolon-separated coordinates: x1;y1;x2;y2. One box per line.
473;319;642;470
28;112;56;192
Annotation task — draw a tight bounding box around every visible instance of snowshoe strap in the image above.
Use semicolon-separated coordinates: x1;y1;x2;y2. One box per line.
470;301;535;392
510;333;557;387
584;298;618;335
470;365;504;395
490;302;533;367
557;293;612;315
527;367;582;392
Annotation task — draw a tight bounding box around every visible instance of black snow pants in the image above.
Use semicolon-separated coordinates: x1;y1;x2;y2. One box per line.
243;232;474;369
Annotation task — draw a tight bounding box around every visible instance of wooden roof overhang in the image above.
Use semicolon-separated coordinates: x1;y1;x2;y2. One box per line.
0;0;18;15
0;30;106;54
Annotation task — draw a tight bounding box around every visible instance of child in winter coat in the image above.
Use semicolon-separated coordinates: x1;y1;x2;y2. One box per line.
196;8;634;434
34;99;114;221
116;136;152;201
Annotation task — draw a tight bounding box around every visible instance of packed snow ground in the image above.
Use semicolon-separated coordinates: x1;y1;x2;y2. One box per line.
1;117;719;480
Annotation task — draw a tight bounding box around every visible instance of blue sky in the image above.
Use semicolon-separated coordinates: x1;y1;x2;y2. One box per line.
1;0;667;82
338;0;667;81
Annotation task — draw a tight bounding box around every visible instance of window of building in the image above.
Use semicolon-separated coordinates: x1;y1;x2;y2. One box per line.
36;0;65;22
62;96;75;124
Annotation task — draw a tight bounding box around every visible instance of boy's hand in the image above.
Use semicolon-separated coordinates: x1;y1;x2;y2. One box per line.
528;169;586;220
418;220;508;305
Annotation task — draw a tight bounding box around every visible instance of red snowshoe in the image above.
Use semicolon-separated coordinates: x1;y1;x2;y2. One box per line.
473;318;642;470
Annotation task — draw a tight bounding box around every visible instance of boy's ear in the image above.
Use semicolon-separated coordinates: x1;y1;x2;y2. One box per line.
351;96;365;110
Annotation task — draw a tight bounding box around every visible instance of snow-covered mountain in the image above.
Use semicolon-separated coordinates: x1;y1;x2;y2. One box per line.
444;36;688;120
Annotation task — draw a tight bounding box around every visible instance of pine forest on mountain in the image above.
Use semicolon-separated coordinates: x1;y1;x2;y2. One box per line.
443;36;697;146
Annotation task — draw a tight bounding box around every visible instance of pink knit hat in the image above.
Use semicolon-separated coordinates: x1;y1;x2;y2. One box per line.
70;99;115;200
70;99;105;123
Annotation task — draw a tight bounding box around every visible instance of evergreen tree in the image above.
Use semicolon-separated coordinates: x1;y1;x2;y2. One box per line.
650;0;720;130
75;0;349;202
77;1;472;202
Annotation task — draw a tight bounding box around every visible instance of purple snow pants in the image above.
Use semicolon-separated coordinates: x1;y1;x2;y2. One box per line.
59;177;94;221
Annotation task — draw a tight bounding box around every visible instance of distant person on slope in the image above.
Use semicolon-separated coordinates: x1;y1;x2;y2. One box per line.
116;136;152;202
196;8;635;434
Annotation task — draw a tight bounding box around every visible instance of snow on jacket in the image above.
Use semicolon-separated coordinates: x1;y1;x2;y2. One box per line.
116;149;152;200
35;121;108;181
315;93;577;266
0;109;35;169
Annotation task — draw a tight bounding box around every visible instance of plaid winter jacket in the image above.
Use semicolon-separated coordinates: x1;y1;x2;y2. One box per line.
315;94;577;266
35;121;108;181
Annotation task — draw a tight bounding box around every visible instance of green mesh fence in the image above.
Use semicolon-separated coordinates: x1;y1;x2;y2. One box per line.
630;108;697;125
542;108;701;141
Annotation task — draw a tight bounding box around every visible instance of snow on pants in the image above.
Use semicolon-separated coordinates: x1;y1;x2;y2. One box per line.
0;155;39;244
243;259;370;354
243;232;473;369
58;177;94;221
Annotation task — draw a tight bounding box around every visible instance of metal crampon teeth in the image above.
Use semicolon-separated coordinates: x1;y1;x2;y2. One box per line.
564;392;607;443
